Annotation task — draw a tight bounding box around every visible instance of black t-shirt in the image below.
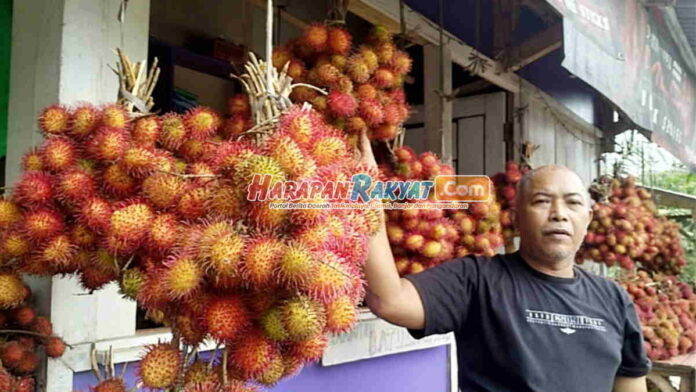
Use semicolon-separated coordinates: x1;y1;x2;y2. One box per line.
404;251;651;392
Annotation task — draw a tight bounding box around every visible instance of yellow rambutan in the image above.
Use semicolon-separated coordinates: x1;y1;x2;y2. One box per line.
2;232;30;259
160;113;189;150
37;234;75;266
101;104;129;129
38;104;70;135
142;172;185;209
281;295;326;341
278;241;318;289
310;130;350;166
346;55;371;83
138;343;183;389
302;23;329;53
184;360;219;386
87;127;129;162
305;251;352;301
327;26;352;55
184;107;222;140
21;148;44;171
0;198;20;229
241;236;284;287
119;267;144;300
70;104;101;138
146;213;181;254
261;306;288;341
109;200;154;243
209;183;247;220
324;295;358;333
120;146;158;177
164;254;203;299
0;273;28;309
40;136;77;172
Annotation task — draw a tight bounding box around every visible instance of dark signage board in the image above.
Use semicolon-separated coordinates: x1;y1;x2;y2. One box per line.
546;0;696;170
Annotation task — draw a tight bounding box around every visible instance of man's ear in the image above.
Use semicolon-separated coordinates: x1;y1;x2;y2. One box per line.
586;207;594;228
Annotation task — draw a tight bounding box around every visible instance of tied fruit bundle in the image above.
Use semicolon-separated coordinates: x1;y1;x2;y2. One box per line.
577;175;686;274
619;270;696;361
1;55;381;390
491;161;529;242
381;146;503;276
274;24;412;143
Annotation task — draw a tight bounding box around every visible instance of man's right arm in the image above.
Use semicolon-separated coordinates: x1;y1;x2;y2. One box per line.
364;215;426;330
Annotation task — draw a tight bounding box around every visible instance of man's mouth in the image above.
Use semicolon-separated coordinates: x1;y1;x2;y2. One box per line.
543;229;571;238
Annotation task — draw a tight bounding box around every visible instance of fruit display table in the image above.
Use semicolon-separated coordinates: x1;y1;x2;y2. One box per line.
649;353;696;392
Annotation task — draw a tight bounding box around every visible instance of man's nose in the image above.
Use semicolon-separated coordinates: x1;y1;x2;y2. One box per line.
549;200;569;221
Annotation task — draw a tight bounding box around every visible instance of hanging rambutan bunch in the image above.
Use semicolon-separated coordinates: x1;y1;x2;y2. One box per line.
327;26;352;55
229;331;281;379
138;343;183;389
70;104;102;138
281;295;326;341
160;113;189;150
205;295;251;342
22;207;64;241
302;23;329;53
346;55;371;84
87;127;129;162
38;105;71;135
131;115;161;147
184;107;222;140
277;241;319;289
305;250;352;302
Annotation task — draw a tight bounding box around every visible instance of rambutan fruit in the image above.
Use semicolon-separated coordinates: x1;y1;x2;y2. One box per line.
315;63;341;85
222;115;252;139
202;231;245;279
101;104;129;129
386;224;405;245
39;104;70;135
311;131;350;166
78;196;112;232
160;113;189;150
310;95;328;112
241;236;284;287
92;378;127;392
146;213;181;254
278;241;319;289
229;331;280;379
288;333;328;362
255;355;285;386
355;83;378;101
31;316;53;336
70;104;102;138
306;250;352;301
23;207;64;241
324;295;358;334
273;46;293;70
282;295;326;342
263;133;312;179
0;368;12;392
210;140;257;173
45;336;66;358
372;67;395;89
261;307;288;341
119;267;144;300
164;254;203;299
247;200;289;232
120;146;157;177
87;127;129;162
205;295;251;342
12;306;35;326
21;148;44;171
138;343;183;389
344;116;368;135
141;173;185;210
234;154;286;187
130;115;160;147
370;124;398;141
394;146;416;163
109;200;154;243
15;351;39;374
367;25;392;45
391;50;413;75
359;98;384;127
278;105;322;147
37;234;75;266
383;102;404;126
177;186;212;221
331;54;349;72
13;171;54;206
403;232;425;252
2;340;25;369
327;26;352;55
293;223;330;249
184;106;222;140
184;360;219;386
56;167;96;203
346;55;371;83
327;90;357;117
0;198;20;229
175;312;207;346
209;184;247;220
287;59;307;81
1;232;30;259
290;85;318;103
228;93;251;117
375;42;395;65
302;23;329;53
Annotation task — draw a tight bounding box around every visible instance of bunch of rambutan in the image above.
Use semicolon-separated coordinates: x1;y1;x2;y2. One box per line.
618;270;696;361
2;92;377;389
0;274;66;390
273;24;412;143
381;146;503;276
491;161;529;243
577;175;686;274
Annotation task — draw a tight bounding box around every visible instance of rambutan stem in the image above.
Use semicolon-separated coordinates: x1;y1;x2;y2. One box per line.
208;343;221;371
158;170;220;179
90;343;104;382
222;348;228;387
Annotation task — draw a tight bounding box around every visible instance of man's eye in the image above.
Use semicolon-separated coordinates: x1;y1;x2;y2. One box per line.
569;200;582;205
534;199;549;204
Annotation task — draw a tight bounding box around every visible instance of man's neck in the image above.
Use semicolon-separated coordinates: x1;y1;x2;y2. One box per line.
519;247;575;279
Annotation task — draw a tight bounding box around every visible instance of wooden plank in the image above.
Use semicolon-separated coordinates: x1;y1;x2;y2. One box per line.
648;373;679;392
507;23;562;71
348;0;521;92
423;44;453;164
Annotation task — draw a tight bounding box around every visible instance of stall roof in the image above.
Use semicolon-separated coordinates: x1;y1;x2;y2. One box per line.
676;0;696;56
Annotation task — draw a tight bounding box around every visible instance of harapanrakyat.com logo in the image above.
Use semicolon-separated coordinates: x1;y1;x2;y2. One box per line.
246;173;491;210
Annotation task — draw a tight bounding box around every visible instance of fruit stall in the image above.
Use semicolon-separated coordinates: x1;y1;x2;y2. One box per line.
0;0;694;391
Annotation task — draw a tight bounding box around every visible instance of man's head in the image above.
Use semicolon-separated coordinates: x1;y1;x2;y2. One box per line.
514;165;593;266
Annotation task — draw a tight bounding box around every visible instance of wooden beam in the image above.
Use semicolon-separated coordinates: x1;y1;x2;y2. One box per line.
647;373;678;392
348;0;521;93
520;0;559;24
452;80;492;98
644;186;696;210
507;23;562;71
248;0;308;31
423;44;453;164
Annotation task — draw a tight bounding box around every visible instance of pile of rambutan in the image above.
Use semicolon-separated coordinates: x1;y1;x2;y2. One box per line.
491;161;529;243
380;146;503;276
0;273;67;391
273;23;412;143
1;93;378;389
577;175;686;274
618;270;696;361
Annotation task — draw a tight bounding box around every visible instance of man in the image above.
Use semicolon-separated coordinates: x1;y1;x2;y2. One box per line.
359;132;650;392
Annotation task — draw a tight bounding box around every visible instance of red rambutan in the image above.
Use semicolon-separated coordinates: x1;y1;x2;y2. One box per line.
184;107;221;140
206;295;251;342
359;98;384;127
302;23;329;53
22;208;64;241
327;26;352;55
87;127;129;162
101;104;129;129
159;113;189;151
70;104;102;138
38;104;70;135
138;343;183;389
327;90;357;117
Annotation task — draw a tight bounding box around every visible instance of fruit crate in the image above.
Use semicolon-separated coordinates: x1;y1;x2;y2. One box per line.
648;353;696;392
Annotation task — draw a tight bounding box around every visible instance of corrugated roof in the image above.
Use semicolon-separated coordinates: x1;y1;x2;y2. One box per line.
676;0;696;54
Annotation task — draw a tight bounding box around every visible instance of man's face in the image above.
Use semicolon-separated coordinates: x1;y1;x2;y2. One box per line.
516;168;593;264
